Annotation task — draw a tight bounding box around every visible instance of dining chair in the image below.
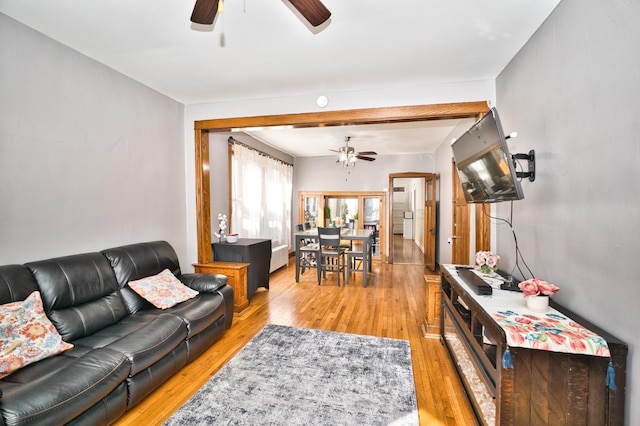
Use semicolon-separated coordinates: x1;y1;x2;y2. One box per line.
317;227;347;286
346;233;373;285
340;222;353;250
365;223;380;256
302;222;316;245
296;224;319;277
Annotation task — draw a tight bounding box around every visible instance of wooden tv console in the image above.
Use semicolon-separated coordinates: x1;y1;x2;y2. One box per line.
440;266;627;425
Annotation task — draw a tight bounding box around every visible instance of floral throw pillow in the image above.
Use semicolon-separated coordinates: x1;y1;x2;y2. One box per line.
128;269;199;309
0;291;74;379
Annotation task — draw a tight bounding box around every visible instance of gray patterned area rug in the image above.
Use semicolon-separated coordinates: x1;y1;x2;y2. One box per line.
165;324;419;426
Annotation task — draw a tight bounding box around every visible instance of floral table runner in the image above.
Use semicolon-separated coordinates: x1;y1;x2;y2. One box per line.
490;308;611;358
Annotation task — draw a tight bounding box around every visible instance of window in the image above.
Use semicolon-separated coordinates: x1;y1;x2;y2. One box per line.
230;142;293;248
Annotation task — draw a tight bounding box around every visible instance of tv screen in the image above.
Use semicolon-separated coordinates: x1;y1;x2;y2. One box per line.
451;108;524;203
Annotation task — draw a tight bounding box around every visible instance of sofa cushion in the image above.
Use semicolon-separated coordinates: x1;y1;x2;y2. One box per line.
25;253;128;342
101;241;185;314
128;269;199;309
65;382;128;426
71;313;187;376
0;265;40;305
0;347;129;426
137;292;227;338
0;291;74;379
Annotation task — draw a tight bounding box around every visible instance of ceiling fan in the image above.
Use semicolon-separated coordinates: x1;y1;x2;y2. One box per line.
331;137;378;167
190;0;331;27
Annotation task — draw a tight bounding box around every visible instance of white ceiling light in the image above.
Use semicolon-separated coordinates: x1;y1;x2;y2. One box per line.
316;95;328;108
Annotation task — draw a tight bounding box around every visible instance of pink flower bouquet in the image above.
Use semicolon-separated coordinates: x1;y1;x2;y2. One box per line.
475;251;500;274
518;278;560;298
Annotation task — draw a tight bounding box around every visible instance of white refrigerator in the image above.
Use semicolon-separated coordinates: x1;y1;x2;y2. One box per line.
403;211;413;239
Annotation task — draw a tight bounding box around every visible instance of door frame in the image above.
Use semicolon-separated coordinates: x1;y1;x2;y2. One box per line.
451;159;471;264
194;101;490;263
388;172;436;269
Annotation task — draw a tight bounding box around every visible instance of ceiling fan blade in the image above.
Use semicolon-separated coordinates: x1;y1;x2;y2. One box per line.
191;0;219;25
329;149;341;153
356;156;376;161
357;151;377;156
288;0;331;27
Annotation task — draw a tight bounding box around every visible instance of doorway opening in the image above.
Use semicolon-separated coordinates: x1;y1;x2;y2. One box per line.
388;172;437;271
193;102;491;264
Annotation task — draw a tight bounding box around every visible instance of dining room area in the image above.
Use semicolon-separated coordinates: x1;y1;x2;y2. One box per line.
294;223;374;287
295;191;385;287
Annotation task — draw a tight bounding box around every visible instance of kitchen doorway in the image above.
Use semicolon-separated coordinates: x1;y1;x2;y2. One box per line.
388;172;436;271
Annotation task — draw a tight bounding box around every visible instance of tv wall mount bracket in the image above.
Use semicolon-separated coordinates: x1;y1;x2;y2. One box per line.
512;150;536;182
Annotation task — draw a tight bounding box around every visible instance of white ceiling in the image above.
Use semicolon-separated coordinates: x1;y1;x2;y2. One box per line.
245;118;477;158
0;0;561;157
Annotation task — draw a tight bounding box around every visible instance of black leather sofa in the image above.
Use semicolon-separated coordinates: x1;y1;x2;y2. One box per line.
0;241;233;426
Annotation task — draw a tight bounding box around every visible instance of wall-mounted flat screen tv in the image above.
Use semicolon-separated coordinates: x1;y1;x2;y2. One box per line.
451;108;524;203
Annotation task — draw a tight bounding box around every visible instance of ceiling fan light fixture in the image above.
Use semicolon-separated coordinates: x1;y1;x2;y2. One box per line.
332;136;376;167
338;150;357;167
336;136;359;167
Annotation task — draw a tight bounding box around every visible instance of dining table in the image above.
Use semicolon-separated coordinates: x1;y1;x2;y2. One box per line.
294;228;374;287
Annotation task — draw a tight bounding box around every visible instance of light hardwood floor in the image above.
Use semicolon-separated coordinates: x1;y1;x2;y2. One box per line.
393;234;426;264
115;260;478;426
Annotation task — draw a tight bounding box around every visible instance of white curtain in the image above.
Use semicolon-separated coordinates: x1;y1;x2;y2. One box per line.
230;143;293;249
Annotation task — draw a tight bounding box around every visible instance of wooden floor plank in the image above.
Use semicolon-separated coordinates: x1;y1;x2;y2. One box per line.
115;261;477;426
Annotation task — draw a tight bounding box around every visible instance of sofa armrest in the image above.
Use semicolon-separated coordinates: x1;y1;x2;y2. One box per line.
179;273;228;293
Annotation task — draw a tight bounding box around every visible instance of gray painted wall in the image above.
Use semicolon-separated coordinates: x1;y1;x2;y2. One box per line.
294;153;434;194
0;14;187;265
493;0;638;422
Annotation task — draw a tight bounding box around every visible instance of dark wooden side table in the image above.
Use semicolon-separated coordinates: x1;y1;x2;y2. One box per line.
212;238;271;301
